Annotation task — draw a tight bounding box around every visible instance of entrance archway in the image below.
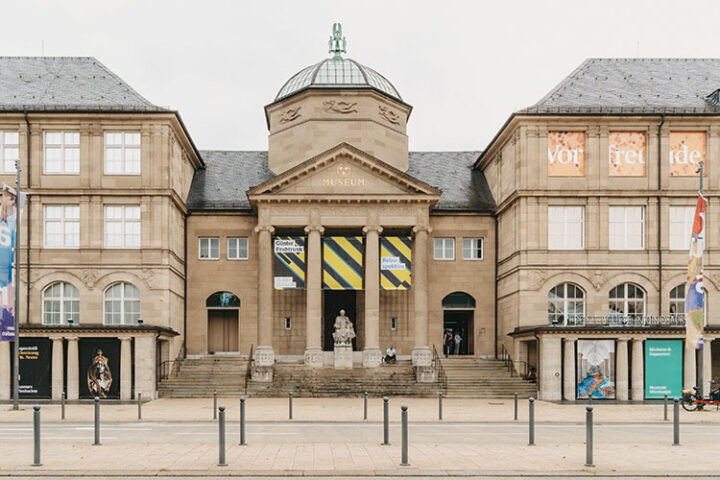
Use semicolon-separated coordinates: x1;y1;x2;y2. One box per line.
442;292;475;355
206;292;240;354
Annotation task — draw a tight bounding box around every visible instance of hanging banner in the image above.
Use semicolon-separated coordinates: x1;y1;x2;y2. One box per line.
645;339;683;399
0;184;26;342
548;131;585;176
609;131;646;176
576;339;616;399
79;338;120;399
669;131;706;177
685;193;707;350
323;236;363;290
273;236;306;290
380;236;411;290
18;337;51;399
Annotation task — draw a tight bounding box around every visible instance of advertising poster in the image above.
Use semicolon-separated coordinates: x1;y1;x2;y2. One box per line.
576;339;616;399
669;131;706;176
609;131;646;176
323;236;363;290
79;338;120;399
273;236;306;290
645;339;683;399
18;337;51;399
0;184;26;342
548;131;585;177
380;236;411;290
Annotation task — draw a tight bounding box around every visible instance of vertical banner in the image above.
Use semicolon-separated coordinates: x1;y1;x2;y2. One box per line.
18;337;51;399
685;193;707;350
645;339;683;399
380;236;411;290
576;339;616;399
547;131;585;176
609;131;646;176
323;236;363;290
79;338;120;399
669;131;706;176
273;236;306;290
0;184;26;342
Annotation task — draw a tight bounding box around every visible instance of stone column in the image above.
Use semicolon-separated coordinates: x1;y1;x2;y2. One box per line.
0;340;10;399
51;336;64;400
66;336;79;400
684;340;697;389
539;335;562;401
703;337;714;396
411;225;432;367
631;338;645;401
119;336;132;400
363;225;383;367
562;338;576;401
134;335;156;398
253;225;275;381
616;338;630;401
303;225;324;367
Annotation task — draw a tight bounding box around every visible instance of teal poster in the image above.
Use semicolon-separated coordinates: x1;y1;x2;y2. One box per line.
645;339;683;399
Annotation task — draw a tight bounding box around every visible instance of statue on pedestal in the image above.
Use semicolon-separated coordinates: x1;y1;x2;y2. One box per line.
333;309;356;347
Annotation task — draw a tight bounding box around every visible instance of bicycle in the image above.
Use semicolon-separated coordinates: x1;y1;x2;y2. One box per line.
681;381;720;411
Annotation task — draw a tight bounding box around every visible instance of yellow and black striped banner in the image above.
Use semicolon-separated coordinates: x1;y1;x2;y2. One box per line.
323;236;364;290
273;236;306;290
380;236;412;290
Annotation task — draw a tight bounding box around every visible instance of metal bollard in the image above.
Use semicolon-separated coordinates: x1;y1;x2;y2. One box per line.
240;397;246;446
218;406;227;466
363;392;368;421
514;392;518;421
289;392;293;420
400;405;409;466
93;396;100;446
382;397;390;445
528;397;535;446
213;390;217;420
673;399;680;446
438;392;443;420
32;406;41;466
61;392;66;420
664;393;668;421
585;405;594;467
137;392;142;420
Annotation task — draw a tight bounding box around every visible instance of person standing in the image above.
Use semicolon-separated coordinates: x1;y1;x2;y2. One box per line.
454;332;462;355
443;331;452;357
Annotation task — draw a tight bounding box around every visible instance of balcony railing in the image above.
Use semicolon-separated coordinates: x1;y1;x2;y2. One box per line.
548;315;686;327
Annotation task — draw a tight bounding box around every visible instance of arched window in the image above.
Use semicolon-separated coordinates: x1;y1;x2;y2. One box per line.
206;291;240;308
669;284;707;326
104;282;140;325
441;292;476;309
609;283;645;322
548;283;585;325
42;282;79;325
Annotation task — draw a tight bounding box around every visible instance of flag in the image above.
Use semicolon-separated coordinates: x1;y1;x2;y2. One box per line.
685;192;707;350
0;184;25;342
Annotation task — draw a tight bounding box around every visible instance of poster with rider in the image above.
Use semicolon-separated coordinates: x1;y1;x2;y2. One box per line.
576;339;616;399
79;338;120;399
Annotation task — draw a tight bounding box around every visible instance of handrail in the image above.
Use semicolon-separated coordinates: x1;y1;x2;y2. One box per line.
244;344;254;395
499;345;530;380
431;344;447;391
158;360;175;381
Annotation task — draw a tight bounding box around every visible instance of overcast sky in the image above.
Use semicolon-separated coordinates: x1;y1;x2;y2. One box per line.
3;0;720;152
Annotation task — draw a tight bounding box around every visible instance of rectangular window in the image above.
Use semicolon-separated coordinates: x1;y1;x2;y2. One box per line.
609;206;645;250
227;237;248;260
462;238;484;260
284;317;292;330
104;205;141;249
548;206;584;250
433;237;455;260
669;206;696;251
44;205;80;248
390;317;397;331
199;237;219;259
0;131;19;173
104;132;141;174
44;131;80;174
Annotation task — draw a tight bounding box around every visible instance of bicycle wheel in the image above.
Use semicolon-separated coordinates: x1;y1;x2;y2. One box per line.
682;392;698;412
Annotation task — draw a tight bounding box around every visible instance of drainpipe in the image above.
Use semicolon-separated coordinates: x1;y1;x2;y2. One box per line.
494;213;499;359
183;212;188;358
23;113;31;322
657;115;665;316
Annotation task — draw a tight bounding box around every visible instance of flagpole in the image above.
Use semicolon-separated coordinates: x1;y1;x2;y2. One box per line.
697;160;704;407
11;156;20;410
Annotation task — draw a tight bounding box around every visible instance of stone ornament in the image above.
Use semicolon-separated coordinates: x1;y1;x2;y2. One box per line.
378;105;401;125
323;100;358;114
333;309;356;346
278;106;302;124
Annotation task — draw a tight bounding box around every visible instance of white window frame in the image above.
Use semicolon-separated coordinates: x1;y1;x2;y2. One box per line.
43;131;80;174
104;205;141;249
390;317;398;331
609;283;646;321
462;238;484;260
548;206;585;250
227;237;248;260
0;131;19;174
42;282;80;325
43;205;80;249
434;237;455;261
669;206;696;251
199;237;220;260
104;131;141;175
103;282;141;326
609;206;645;250
547;283;585;326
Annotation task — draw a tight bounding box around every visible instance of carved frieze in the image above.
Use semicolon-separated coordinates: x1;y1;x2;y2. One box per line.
323;100;358;114
378;105;400;125
526;270;549;291
278;106;302;124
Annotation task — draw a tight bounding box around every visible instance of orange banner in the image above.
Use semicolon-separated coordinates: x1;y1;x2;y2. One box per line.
669;132;706;177
548;131;585;176
609;131;646;176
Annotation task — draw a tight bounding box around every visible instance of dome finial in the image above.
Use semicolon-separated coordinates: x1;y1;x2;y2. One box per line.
328;23;346;59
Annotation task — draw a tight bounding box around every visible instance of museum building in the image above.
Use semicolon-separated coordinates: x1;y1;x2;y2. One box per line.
1;29;720;401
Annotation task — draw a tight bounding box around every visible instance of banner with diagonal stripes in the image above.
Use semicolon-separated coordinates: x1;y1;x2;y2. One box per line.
273;236;306;290
380;236;412;290
323;236;364;290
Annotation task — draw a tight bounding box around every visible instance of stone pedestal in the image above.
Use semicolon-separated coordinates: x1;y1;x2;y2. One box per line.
334;345;353;369
362;347;382;367
252;345;275;382
411;346;432;367
415;366;438;383
304;347;324;367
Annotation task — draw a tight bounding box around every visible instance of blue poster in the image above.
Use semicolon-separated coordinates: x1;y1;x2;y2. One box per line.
0;185;25;342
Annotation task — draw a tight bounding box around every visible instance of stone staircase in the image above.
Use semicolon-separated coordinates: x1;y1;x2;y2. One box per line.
439;357;537;398
158;356;251;398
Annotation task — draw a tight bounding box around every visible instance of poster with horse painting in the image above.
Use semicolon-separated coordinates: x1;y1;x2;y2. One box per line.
79;338;120;399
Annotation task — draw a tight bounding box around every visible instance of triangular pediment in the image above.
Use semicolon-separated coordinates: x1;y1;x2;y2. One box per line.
248;143;441;201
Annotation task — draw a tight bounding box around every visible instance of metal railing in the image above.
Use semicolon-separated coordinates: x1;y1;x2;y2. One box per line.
500;345;530;379
158;360;175;381
431;344;447;390
244;344;254;395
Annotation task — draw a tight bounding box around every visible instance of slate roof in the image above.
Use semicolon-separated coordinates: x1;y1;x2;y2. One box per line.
0;57;167;112
187;150;495;213
520;58;720;115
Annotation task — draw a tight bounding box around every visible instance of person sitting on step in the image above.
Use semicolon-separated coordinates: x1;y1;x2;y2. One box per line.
384;345;397;364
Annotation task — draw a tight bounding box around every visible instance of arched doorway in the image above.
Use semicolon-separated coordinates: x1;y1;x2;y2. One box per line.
442;292;476;355
206;292;240;354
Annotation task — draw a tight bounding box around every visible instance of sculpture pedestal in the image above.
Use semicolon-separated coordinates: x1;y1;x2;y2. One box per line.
334;344;353;369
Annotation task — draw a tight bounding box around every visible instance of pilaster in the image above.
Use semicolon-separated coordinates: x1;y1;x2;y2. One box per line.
362;224;382;367
304;224;324;367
